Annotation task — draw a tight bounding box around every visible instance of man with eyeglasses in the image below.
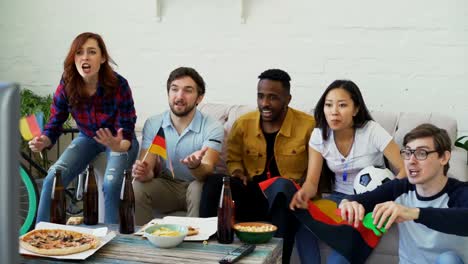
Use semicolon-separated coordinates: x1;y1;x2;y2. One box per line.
338;123;468;264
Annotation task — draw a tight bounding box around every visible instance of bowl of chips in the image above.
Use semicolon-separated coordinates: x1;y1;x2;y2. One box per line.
143;224;188;248
233;222;277;244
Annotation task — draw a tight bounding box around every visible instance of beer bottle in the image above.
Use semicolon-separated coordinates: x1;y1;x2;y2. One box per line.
217;176;234;244
50;169;66;224
119;170;135;234
83;164;98;225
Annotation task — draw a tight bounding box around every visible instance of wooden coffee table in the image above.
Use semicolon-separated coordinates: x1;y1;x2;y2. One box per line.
20;225;282;263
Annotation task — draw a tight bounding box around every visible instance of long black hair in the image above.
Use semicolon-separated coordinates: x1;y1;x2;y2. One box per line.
314;80;373;140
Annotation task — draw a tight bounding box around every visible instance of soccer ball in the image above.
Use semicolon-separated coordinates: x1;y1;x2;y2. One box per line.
353;166;395;194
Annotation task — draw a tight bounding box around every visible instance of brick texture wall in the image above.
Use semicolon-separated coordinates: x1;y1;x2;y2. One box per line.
1;0;467;136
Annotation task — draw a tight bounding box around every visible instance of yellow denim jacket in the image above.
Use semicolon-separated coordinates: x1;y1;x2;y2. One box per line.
227;107;315;181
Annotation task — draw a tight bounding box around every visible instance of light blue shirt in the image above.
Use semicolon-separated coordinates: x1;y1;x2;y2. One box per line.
142;109;224;181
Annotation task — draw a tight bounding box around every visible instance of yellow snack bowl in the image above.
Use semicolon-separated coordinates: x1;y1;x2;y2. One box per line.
143;224;188;248
233;222;277;244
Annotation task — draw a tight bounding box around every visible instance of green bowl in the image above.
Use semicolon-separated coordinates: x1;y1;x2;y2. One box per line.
233;222;277;244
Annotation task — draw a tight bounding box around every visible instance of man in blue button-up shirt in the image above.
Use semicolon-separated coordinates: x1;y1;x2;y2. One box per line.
132;67;224;225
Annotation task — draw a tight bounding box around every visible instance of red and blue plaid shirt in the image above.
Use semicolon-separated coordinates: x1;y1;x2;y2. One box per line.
43;73;137;145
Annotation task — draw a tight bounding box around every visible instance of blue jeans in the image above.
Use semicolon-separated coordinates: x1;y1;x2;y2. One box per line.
296;192;350;264
37;134;139;224
436;251;464;264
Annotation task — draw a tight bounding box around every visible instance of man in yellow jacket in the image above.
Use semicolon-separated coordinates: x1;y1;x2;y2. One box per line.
200;69;315;264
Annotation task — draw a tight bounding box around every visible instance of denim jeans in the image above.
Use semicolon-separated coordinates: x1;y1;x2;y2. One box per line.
296;192;350;264
36;133;139;224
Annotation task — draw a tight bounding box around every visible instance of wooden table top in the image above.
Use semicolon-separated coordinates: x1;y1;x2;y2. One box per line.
20;225;282;264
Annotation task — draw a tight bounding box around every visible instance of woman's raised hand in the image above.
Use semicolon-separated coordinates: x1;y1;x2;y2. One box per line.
94;128;125;152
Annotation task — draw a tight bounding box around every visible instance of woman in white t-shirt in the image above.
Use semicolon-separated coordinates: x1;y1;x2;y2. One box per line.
290;80;405;264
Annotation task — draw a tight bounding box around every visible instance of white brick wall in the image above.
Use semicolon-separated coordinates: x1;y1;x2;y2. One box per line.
1;0;467;136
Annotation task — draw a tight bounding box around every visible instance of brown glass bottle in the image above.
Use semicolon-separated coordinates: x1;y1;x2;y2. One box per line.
217;176;234;244
50;169;66;224
119;170;135;234
83;164;98;225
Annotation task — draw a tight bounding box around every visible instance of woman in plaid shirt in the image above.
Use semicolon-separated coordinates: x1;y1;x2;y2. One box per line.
29;32;139;224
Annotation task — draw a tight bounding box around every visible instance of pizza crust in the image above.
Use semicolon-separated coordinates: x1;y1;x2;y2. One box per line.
20;240;93;256
20;229;100;256
187;226;199;236
66;216;84;225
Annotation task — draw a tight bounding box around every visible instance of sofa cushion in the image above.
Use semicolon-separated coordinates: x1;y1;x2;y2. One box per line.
318;227;399;264
199;104;256;174
371;111;399;136
393;112;457;146
447;148;468;182
225;105;256;131
197;103;230;124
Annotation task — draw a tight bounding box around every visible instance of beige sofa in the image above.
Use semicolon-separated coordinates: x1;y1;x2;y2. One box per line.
94;102;468;263
196;103;468;264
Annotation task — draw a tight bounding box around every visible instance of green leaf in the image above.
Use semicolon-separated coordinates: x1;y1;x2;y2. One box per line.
20;88;73;128
455;136;468;151
19;89;58;172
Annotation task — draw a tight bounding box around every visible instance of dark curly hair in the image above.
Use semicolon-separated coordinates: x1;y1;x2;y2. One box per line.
258;69;291;94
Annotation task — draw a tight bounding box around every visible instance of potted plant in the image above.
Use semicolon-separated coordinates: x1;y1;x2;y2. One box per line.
20;89;53;121
20;89;73;176
455;136;468;165
20;89;53;173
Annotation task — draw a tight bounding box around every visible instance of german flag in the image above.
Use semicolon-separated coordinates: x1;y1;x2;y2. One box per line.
148;127;167;159
259;177;380;263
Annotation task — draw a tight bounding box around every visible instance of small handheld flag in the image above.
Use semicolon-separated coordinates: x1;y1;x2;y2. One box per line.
35;112;44;132
19;113;43;141
141;126;175;179
144;127;167;161
19;112;45;159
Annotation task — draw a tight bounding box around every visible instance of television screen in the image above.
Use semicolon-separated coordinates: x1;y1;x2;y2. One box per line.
0;82;20;263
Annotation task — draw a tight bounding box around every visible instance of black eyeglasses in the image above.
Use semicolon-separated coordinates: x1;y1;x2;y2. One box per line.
400;149;438;161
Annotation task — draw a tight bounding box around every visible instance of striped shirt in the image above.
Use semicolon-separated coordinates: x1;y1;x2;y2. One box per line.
350;178;468;263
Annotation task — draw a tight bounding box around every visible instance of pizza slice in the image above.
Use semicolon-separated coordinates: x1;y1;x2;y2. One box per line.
187;226;199;236
20;229;100;256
